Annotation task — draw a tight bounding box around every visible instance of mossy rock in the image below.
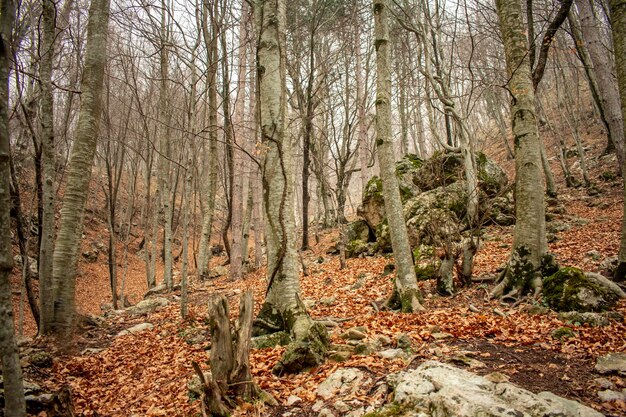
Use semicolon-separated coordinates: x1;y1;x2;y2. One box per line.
373;221;392;253
252;331;291;349
346;219;372;243
273;322;329;374
551;326;578;340
346;239;369;258
415;264;437;281
543;267;621;312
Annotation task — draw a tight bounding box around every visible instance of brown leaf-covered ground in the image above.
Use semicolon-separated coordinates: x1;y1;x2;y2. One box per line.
12;128;626;417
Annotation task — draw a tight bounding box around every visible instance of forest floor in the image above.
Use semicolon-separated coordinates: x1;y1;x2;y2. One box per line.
11;130;626;417
18;177;626;417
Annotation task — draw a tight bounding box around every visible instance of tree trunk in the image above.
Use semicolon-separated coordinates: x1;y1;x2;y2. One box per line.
38;0;57;334
492;0;547;299
609;0;626;281
0;0;26;413
374;0;424;313
578;0;624;172
198;0;219;278
50;0;110;337
252;0;328;374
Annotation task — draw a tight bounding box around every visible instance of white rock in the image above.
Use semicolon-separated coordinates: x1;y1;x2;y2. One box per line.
317;368;368;400
127;297;169;315
595;352;626;375
312;400;325;412
597;389;626;402
379;348;408;360
286;395;302;406
116;322;154;337
318;409;335;417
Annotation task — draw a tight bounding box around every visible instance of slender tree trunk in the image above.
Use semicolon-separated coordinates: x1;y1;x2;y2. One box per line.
356;35;369;194
609;0;626;281
253;0;328;374
578;0;624;172
491;0;546;299
0;0;26;413
374;0;424;313
50;0;110;337
198;0;219;278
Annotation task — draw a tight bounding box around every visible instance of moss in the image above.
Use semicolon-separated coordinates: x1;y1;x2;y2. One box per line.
543;267;614;312
551;326;577;340
346;239;369;258
363;403;412;417
415;264;436;281
600;171;617;182
252;303;286;336
505;245;537;294
364;176;384;203
273;322;329;374
251;331;291;349
399;287;423;312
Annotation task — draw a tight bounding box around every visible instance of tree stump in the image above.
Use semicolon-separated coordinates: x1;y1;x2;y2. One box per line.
193;290;260;416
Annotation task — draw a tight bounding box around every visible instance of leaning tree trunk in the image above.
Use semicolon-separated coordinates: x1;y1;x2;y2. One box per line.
0;0;26;414
609;0;626;281
252;0;328;374
491;0;547;299
50;0;110;337
373;0;424;313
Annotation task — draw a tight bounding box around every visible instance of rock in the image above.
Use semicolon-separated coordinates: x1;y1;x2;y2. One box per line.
318;409;335;417
312;400;325;412
450;354;485;369
558;311;611;327
521;304;550;315
431;332;453;340
333;400;350;413
379;349;408;360
207;265;228;279
329;351;353;362
598;389;625;402
346;219;372;243
116;322;154;337
29;351;53;368
346;239;370;258
81;347;105;355
599;256;618;277
376;335;393;347
592;377;615;390
144;283;168;298
484;372;509;383
252;331;291;349
543;267;624;312
127;297;169;315
317;368;369;400
341;328;367;341
384;361;603;417
395;333;412;350
595;352;626;376
320;296;337;306
82;249;99;263
187;372;212;397
286;395;302;406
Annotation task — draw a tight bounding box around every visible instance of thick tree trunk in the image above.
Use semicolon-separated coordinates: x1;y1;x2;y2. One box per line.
492;0;547;299
578;0;624;172
50;0;110;337
0;0;26;413
374;0;424;313
609;0;626;281
253;0;328;374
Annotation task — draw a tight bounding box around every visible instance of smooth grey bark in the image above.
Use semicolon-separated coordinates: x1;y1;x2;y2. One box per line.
50;0;110;337
609;0;626;281
492;0;547;299
197;0;219;278
38;0;57;334
253;0;328;373
0;0;26;414
374;0;424;312
578;0;624;172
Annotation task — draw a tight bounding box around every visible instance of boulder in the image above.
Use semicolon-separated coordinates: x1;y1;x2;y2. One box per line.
207;265;229;279
380;361;603;417
543;268;625;312
127;297;169;315
558;311;612;327
116;322;154;337
346;219;372;243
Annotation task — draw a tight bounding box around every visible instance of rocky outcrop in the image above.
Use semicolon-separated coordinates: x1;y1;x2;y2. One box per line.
348;152;512;258
373;361;603;417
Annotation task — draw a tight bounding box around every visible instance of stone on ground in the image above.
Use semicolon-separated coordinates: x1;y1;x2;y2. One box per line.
595;352;626;376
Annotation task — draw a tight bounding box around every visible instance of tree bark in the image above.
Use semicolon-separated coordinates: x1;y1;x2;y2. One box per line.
374;0;424;313
577;0;624;172
492;0;547;299
50;0;110;337
0;0;26;413
609;0;626;281
253;0;329;373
